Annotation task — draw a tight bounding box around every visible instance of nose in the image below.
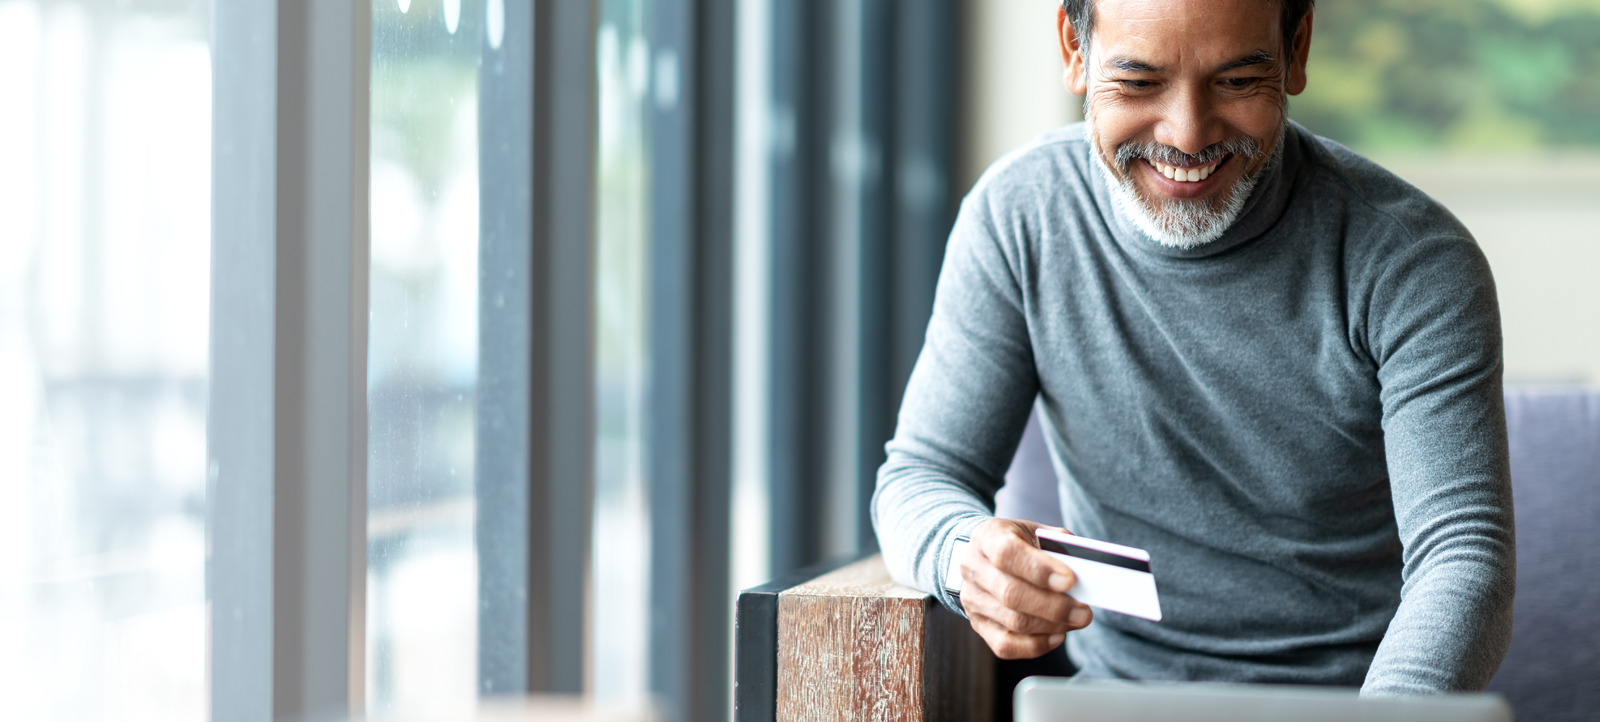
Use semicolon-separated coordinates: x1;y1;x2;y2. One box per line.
1155;85;1222;157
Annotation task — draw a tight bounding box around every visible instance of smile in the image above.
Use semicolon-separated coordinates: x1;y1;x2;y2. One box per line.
1147;155;1229;183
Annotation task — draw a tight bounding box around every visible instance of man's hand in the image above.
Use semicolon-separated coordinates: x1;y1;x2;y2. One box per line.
958;518;1093;659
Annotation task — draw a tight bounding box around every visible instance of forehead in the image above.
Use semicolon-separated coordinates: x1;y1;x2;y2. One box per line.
1091;0;1282;68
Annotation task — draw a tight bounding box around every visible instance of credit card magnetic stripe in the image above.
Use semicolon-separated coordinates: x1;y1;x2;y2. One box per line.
944;534;1152;589
1035;537;1151;573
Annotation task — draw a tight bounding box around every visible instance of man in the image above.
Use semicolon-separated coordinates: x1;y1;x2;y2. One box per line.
871;0;1515;694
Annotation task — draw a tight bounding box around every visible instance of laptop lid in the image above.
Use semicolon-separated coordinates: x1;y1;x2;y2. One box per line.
1015;678;1513;722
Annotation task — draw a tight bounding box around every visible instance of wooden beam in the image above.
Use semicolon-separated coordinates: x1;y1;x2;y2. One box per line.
774;556;994;721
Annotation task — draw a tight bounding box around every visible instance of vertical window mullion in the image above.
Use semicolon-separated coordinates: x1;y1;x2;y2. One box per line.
646;0;737;719
766;0;832;580
271;0;372;716
529;0;598;695
209;1;279;719
889;0;958;415
832;0;896;557
646;0;700;710
209;1;371;719
476;0;536;699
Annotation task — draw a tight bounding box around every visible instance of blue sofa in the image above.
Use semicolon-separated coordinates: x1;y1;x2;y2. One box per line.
995;389;1600;721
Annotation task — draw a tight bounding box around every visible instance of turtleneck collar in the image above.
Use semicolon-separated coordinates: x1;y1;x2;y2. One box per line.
1091;121;1307;260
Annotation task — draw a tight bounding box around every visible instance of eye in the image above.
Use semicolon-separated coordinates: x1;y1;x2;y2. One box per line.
1119;79;1154;89
1223;77;1259;88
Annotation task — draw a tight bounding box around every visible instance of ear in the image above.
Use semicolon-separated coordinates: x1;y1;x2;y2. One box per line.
1286;7;1313;95
1058;6;1088;96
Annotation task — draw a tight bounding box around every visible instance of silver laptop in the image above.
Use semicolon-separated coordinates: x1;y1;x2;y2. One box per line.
1015;677;1513;722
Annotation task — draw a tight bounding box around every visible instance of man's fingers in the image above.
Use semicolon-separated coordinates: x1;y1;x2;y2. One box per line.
960;518;1092;642
963;556;1077;625
968;611;1066;660
982;531;1076;592
962;585;1069;636
962;578;1093;635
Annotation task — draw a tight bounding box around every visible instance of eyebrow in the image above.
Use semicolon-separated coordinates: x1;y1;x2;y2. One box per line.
1216;50;1276;72
1105;49;1277;74
1109;56;1159;72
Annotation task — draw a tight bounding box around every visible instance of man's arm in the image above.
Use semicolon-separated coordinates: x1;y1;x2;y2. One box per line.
1362;233;1516;694
869;183;1061;626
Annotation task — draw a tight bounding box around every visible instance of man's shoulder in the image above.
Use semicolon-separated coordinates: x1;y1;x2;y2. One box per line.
1295;126;1474;249
1293;126;1493;303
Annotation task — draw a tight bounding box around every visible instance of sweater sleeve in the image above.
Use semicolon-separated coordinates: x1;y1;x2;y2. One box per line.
1360;233;1516;694
870;190;1041;616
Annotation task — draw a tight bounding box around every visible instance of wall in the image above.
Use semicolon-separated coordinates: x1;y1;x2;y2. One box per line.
959;0;1080;194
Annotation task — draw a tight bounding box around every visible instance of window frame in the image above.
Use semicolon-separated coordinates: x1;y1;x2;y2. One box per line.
643;0;737;720
209;2;373;720
207;0;958;718
209;0;599;716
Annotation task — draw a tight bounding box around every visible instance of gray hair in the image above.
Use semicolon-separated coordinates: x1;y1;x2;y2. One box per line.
1061;0;1314;55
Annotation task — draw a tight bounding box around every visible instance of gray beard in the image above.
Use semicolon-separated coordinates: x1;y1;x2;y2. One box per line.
1084;111;1285;250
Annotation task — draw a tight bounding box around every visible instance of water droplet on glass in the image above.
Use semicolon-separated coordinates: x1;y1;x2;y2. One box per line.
444;0;461;33
487;0;505;49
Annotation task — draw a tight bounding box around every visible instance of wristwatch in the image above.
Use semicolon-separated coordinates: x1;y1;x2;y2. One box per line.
944;534;971;596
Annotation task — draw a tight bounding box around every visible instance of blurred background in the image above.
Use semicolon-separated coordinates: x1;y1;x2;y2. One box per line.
1295;0;1600;385
366;0;483;714
0;2;211;720
0;0;1594;720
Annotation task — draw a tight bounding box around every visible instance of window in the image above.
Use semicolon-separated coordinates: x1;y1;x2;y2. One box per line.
367;0;483;712
9;1;968;720
592;0;652;705
0;2;211;719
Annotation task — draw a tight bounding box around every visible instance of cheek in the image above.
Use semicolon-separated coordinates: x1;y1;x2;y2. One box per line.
1218;95;1285;141
1087;95;1157;146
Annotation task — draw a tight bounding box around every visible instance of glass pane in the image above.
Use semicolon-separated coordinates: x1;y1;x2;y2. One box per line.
0;1;211;720
368;0;481;713
1297;0;1600;385
592;0;652;705
1296;0;1600;151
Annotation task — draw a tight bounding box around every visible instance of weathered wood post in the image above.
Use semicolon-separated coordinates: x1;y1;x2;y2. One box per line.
737;555;996;722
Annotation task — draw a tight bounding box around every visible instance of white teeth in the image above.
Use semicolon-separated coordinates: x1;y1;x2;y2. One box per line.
1154;159;1222;183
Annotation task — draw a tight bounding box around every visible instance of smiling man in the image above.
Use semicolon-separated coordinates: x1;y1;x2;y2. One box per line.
872;0;1515;694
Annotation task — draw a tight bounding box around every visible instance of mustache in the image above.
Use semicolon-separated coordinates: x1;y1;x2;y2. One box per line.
1113;134;1266;171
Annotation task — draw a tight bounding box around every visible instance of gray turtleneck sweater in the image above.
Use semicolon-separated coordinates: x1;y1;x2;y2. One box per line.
871;122;1514;694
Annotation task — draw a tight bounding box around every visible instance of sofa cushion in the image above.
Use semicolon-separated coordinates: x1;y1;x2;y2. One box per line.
1485;390;1600;721
995;406;1064;528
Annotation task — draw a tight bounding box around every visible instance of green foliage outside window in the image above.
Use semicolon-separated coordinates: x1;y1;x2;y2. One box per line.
1293;0;1600;152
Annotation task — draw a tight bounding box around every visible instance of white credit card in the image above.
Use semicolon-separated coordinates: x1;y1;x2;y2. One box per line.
944;528;1162;622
